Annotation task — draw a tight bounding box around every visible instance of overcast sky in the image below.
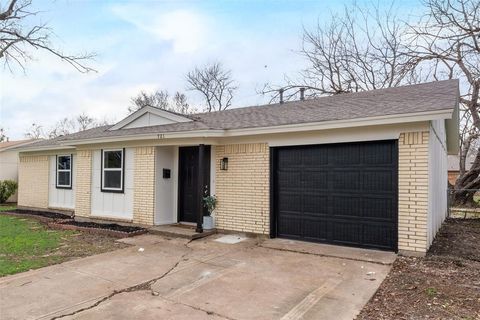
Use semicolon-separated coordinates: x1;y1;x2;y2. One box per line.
1;0;421;140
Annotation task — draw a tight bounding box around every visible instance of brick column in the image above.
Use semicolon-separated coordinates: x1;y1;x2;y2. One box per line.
398;131;429;255
215;143;270;234
75;150;92;217
133;146;156;225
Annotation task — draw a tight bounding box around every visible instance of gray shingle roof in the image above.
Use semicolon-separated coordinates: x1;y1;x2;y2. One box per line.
22;79;458;149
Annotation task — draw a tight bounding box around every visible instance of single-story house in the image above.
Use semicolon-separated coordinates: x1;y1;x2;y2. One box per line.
15;80;459;256
447;154;475;185
0;139;36;202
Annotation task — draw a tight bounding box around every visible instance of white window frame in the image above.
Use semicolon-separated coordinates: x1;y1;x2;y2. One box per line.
101;149;124;192
56;154;72;189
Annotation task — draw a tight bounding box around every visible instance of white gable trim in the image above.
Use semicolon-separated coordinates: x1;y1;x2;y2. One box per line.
109;106;192;131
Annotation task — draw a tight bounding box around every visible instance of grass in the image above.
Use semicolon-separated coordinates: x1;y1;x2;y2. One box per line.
0;204;16;212
0;215;128;277
0;215;72;276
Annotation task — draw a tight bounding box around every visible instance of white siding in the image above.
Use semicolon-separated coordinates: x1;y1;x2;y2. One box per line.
0;150;20;202
91;148;134;220
154;146;176;224
123;113;176;129
428;119;448;245
48;155;76;210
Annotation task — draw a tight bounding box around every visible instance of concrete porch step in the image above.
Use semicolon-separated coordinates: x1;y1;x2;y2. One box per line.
148;224;216;240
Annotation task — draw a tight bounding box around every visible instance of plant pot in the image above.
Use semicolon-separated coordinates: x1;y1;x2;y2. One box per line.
203;215;215;230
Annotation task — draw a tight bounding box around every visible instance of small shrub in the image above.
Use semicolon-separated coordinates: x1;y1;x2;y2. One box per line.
0;180;18;204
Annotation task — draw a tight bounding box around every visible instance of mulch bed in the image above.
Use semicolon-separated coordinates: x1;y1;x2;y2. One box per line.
1;209;72;222
48;220;147;238
1;209;147;238
357;218;480;320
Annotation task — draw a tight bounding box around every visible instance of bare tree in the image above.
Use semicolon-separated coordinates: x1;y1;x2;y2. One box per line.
47;114;108;138
0;0;95;73
0;127;7;142
76;113;96;131
186;62;237;112
261;4;415;102
129;90;196;114
263;0;479;204
405;0;480;204
24;114;108;139
24;123;43;139
129;90;170;114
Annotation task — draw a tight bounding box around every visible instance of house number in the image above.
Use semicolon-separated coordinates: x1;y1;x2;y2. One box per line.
157;134;165;139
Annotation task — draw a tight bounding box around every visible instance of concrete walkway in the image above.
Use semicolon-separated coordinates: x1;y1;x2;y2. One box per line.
0;234;395;320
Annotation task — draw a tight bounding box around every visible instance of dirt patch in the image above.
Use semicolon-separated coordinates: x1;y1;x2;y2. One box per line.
357;218;480;320
53;231;130;260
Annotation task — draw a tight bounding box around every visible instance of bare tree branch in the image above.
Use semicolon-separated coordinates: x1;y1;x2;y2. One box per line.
186;62;237;112
129;90;197;115
0;0;95;73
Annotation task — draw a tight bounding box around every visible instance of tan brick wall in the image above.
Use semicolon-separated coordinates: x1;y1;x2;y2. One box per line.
18;155;49;209
133;146;156;225
75;150;92;217
398;131;429;254
215;143;270;234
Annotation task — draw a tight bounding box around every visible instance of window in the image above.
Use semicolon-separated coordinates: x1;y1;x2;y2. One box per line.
102;149;124;192
56;155;72;189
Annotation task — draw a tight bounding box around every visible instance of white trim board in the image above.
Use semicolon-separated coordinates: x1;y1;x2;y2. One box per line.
109;106;192;131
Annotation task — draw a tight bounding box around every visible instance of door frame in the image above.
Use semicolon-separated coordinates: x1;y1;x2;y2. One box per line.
177;146;211;224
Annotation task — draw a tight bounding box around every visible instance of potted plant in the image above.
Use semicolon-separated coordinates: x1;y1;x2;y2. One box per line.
203;193;217;230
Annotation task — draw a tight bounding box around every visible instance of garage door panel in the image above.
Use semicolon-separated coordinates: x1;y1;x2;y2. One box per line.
363;170;396;192
303;195;329;215
362;224;396;249
277;193;302;212
273;140;398;251
329;144;361;165
277;149;303;167
363;197;395;219
303;218;329;241
302;170;328;189
363;143;395;164
332;171;361;190
277;214;303;237
303;147;328;166
331;196;363;217
331;221;362;244
277;170;303;189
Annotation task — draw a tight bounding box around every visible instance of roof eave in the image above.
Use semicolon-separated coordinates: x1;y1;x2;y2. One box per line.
17;108;454;151
16;145;76;153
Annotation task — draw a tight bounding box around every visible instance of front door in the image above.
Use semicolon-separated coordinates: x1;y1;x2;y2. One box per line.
178;146;211;223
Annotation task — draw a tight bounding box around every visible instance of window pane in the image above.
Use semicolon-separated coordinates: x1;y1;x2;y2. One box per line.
104;151;122;168
104;171;122;189
58;172;71;186
58;156;71;170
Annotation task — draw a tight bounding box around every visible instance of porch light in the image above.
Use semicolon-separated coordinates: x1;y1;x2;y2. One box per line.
220;157;229;170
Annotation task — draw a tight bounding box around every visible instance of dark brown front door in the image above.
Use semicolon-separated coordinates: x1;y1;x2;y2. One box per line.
178;146;211;223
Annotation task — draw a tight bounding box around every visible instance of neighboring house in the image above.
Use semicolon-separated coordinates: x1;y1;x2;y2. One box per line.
15;80;459;256
0;139;36;202
447;155;475;185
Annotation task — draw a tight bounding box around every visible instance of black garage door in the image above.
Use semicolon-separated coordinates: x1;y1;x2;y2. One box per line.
271;140;398;251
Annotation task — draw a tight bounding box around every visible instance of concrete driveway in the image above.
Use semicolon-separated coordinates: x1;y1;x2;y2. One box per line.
0;234;395;320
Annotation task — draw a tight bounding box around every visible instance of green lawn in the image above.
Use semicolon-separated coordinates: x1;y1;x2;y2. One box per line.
0;215;75;276
0;204;16;212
